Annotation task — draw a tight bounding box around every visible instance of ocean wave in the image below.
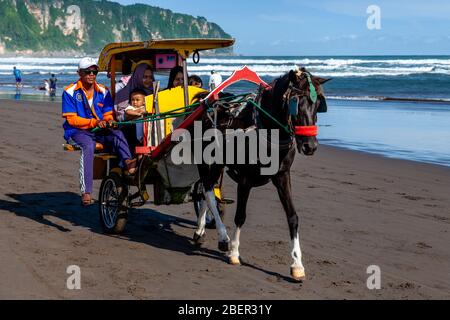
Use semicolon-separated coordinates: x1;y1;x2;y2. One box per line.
0;57;87;64
188;64;450;77
199;57;450;67
328;95;383;101
0;65;77;72
1;56;450;78
328;95;450;102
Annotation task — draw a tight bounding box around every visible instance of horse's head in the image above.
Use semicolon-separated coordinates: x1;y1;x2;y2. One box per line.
284;67;330;155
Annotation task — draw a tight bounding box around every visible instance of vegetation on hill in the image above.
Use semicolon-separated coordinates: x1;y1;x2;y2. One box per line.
0;0;233;54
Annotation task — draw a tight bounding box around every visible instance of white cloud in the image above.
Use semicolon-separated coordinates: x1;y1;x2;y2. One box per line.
321;34;358;42
258;13;302;24
270;40;281;46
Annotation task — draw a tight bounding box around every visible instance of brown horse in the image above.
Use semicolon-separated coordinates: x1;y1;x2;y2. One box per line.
192;67;330;281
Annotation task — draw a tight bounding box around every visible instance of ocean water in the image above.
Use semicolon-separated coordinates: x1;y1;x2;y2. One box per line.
0;55;449;167
318;100;450;167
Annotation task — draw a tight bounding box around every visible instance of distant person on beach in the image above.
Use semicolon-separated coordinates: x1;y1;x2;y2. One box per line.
36;79;50;92
62;57;137;206
49;74;57;94
13;66;22;89
188;75;203;88
45;79;50;92
208;70;222;91
166;66;184;90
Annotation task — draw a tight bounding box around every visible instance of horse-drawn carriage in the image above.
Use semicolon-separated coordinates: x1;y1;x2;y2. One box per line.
65;38;242;233
64;38;329;281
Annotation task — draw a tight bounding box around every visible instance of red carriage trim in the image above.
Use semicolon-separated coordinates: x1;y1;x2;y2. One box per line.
150;66;271;160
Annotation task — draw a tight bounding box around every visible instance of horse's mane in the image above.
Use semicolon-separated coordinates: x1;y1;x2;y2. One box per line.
270;68;326;99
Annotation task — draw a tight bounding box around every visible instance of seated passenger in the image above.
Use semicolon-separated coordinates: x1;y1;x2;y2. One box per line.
62;57;137;206
166;66;184;90
114;63;154;121
188;75;203;88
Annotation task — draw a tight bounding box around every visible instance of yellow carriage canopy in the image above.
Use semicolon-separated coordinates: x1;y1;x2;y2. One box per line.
98;38;235;73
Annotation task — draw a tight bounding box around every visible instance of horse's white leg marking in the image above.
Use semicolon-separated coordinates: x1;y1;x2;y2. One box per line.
228;227;241;265
203;190;230;243
195;200;207;238
291;232;305;279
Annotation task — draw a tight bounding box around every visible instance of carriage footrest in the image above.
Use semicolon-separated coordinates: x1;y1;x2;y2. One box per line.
128;189;150;208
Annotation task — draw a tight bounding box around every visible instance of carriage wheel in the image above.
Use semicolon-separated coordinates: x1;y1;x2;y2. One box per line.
99;173;129;234
192;180;226;229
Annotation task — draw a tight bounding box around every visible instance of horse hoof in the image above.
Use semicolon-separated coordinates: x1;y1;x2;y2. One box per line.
218;241;230;252
193;232;205;246
291;267;306;282
229;256;241;266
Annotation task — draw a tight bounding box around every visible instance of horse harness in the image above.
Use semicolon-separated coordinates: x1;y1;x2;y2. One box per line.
282;72;319;138
204;72;319;150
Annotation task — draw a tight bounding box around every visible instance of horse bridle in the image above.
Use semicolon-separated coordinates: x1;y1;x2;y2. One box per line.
282;71;319;139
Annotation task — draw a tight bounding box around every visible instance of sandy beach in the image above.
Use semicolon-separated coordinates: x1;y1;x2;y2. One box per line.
0;98;449;299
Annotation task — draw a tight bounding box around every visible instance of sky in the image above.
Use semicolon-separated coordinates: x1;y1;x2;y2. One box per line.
116;0;450;56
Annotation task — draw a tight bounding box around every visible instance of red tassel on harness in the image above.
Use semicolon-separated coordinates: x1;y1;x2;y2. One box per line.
295;125;318;136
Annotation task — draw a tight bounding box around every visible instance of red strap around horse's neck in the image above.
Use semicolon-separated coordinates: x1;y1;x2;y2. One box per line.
295;125;318;136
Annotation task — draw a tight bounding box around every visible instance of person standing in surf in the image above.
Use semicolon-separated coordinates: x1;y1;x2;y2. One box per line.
13;66;22;89
208;70;222;91
49;74;57;95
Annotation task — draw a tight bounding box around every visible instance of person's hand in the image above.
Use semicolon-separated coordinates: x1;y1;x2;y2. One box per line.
107;119;117;128
97;120;108;128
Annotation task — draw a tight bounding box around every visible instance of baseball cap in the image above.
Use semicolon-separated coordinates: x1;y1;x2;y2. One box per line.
78;57;99;70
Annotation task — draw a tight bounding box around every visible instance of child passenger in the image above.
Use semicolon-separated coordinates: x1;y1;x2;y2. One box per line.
122;88;148;155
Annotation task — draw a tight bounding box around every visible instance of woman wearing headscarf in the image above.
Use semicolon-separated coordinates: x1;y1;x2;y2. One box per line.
114;63;154;155
114;63;154;121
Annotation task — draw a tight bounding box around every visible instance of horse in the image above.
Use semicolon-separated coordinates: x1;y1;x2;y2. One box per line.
191;67;330;281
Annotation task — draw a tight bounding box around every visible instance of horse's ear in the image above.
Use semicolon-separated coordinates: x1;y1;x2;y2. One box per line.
314;76;332;85
317;95;328;113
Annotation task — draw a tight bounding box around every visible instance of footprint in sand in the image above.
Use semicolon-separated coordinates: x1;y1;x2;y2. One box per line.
416;242;432;249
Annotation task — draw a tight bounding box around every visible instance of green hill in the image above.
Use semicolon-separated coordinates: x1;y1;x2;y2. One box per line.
0;0;233;54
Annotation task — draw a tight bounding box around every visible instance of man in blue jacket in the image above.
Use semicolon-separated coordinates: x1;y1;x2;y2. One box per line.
62;57;136;206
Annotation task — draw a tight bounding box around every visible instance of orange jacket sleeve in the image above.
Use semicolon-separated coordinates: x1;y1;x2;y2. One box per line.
103;111;114;122
64;114;98;129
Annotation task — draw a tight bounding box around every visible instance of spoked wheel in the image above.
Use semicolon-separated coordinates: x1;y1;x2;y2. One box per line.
99;173;129;234
192;180;226;229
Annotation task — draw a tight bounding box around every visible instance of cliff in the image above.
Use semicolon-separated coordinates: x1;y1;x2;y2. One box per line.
0;0;233;55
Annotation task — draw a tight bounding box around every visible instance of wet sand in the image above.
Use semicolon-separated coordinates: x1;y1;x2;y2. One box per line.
0;99;449;299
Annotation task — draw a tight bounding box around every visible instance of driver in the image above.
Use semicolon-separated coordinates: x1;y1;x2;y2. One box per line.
62;57;137;206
